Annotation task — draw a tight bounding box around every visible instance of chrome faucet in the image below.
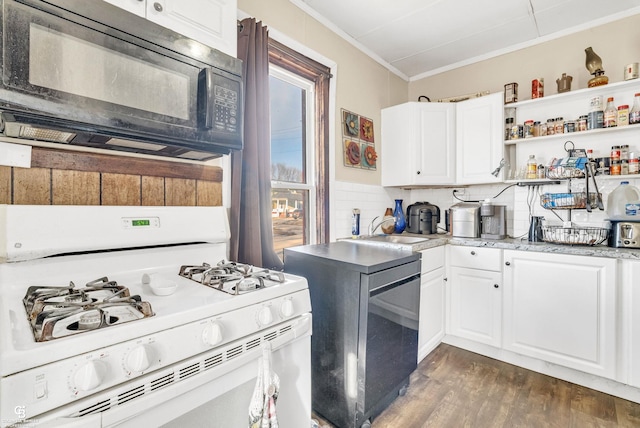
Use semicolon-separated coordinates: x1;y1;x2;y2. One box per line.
368;216;395;236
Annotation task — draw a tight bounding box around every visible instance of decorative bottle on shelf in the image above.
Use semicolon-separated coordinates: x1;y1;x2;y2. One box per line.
392;199;406;234
380;208;395;234
604;97;617;128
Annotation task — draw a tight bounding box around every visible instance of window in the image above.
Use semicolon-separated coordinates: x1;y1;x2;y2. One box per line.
268;40;330;259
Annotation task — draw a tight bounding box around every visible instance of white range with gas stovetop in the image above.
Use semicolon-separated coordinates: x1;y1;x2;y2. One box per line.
0;205;311;427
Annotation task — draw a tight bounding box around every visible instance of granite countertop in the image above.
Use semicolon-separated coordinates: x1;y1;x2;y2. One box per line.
347;233;640;261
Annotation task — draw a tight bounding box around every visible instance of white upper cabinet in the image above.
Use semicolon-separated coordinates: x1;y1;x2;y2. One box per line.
381;93;503;187
104;0;237;56
456;92;504;184
381;102;456;187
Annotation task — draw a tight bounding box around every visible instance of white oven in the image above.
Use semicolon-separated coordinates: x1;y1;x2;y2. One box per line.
0;205;311;427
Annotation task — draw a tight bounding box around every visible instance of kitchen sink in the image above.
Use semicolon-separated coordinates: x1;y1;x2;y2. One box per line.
346;234;429;249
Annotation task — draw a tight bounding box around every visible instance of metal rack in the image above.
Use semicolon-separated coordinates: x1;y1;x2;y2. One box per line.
539;147;607;245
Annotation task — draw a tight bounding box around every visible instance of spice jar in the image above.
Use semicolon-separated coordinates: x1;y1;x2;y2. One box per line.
554;117;564;134
564;120;576;133
622;160;629;175
611;145;621;162
532;121;541;137
578;115;588;131
547;118;555;135
505;117;513;140
524;120;534;138
610;160;621;175
539;121;547;136
621;144;629;160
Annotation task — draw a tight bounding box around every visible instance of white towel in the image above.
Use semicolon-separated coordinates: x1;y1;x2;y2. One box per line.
249;342;280;428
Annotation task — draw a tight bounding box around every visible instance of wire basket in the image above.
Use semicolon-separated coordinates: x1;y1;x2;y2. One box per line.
541;226;609;246
545;166;585;180
540;192;602;210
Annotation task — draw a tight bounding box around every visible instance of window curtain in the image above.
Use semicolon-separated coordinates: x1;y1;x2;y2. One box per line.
230;18;283;270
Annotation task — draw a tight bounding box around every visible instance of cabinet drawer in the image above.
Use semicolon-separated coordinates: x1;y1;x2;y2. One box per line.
420;246;445;274
449;246;501;271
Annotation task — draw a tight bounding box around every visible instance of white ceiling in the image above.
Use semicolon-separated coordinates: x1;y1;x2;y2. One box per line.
290;0;640;81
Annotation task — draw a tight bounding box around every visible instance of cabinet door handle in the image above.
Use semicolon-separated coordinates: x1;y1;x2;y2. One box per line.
494;284;499;288
470;251;476;255
416;171;421;175
154;2;163;12
505;261;510;266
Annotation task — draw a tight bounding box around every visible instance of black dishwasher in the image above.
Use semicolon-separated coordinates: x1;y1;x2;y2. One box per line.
284;242;420;428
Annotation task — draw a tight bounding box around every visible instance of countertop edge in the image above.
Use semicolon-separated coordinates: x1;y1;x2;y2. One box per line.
347;234;640;260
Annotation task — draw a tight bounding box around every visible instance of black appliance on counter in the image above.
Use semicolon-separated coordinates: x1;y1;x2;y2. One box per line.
406;202;440;234
284;242;420;428
0;0;243;160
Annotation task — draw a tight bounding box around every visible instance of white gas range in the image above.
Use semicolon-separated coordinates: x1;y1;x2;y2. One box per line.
0;205;311;427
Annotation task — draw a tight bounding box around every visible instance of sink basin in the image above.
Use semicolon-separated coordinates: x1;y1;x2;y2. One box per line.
346;234;430;249
364;235;429;244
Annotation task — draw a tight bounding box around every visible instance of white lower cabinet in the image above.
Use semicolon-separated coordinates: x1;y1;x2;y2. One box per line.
503;250;617;379
418;247;446;362
623;259;640;388
447;246;502;347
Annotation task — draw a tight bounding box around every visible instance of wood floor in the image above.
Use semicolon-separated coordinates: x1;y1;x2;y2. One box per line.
313;344;640;428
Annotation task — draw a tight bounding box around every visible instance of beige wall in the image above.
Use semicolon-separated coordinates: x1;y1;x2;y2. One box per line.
409;14;640;102
238;0;408;185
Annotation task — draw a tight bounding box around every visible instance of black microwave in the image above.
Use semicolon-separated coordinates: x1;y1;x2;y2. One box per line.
0;0;243;160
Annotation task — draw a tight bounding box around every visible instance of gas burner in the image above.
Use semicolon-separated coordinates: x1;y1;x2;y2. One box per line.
179;260;285;295
23;277;154;342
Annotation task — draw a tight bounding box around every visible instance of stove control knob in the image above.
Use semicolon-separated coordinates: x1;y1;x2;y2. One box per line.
256;306;273;326
73;361;105;392
280;299;294;318
125;346;152;373
202;321;223;346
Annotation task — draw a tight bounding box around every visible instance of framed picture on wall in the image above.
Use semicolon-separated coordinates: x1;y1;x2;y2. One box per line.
341;109;377;170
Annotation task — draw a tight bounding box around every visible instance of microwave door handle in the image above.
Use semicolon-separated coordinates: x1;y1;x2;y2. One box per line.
197;68;214;129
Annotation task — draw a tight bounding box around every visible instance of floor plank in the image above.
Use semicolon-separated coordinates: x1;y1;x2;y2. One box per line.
312;344;640;428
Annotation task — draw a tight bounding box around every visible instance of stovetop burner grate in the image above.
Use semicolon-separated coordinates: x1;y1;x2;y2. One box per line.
23;277;154;342
178;260;285;295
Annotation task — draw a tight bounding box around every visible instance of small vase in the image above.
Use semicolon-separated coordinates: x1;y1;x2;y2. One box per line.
393;199;406;234
381;208;395;234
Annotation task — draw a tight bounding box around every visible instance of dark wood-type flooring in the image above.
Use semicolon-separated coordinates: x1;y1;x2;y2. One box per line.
313;344;640;428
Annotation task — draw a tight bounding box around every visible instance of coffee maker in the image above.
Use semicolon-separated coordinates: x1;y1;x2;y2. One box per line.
480;199;507;239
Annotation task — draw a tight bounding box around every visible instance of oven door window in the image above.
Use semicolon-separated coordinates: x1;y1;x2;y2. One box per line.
2;3;199;126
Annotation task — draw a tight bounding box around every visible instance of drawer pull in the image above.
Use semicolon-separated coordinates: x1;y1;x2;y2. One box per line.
470;251;476;255
494;284;499;288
